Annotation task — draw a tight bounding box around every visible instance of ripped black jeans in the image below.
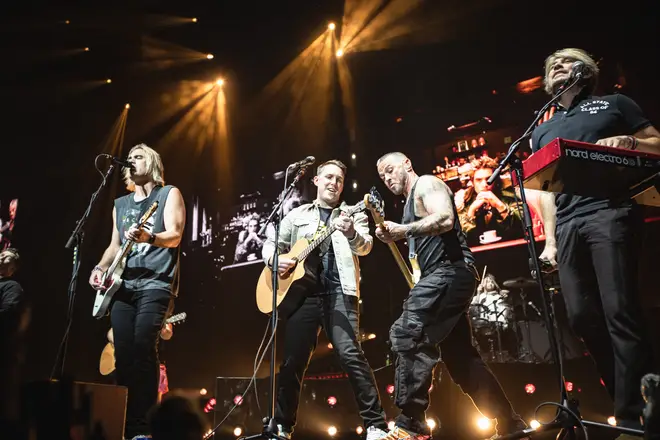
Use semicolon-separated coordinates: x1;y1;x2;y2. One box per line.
390;263;521;434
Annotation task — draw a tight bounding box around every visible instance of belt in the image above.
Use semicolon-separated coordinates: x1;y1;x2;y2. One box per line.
423;259;477;278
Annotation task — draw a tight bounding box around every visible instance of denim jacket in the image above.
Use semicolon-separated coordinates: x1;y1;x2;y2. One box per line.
262;200;372;297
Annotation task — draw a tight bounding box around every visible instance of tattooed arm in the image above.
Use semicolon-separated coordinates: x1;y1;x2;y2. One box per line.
377;176;455;242
405;175;455;237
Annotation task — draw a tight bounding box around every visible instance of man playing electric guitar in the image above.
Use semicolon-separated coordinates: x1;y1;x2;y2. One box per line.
261;159;389;440
89;143;185;440
376;152;527;439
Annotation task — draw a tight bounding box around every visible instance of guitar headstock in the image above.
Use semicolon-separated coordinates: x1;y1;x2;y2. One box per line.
138;201;159;228
166;312;187;325
363;187;386;224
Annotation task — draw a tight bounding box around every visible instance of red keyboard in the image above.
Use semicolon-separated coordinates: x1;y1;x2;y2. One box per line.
522;138;660;206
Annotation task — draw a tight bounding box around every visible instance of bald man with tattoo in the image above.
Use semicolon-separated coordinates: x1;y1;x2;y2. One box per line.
376;152;528;439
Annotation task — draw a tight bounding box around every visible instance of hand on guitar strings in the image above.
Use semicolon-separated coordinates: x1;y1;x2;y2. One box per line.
375;220;405;243
89;267;105;290
125;226;152;243
273;257;297;277
332;212;356;238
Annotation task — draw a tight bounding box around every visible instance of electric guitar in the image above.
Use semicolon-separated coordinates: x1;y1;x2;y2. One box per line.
364;188;420;288
92;201;159;318
255;200;367;316
99;312;187;376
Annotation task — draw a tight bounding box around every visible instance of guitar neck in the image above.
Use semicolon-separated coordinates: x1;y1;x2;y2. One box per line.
108;239;135;274
386;242;415;289
298;225;338;260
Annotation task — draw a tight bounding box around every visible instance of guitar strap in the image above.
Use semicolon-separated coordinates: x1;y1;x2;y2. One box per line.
405;182;419;264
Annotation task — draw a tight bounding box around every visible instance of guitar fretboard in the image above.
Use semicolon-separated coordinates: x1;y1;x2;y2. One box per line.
295;201;365;261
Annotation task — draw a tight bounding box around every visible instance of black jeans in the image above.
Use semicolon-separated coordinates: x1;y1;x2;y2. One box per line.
390;263;520;434
557;207;653;429
111;287;172;438
275;294;387;432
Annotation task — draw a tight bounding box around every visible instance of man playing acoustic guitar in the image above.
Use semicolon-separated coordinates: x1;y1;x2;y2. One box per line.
376;152;527;439
89;144;185;440
262;159;389;440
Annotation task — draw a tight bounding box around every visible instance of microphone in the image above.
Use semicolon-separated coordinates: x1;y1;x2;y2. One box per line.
288;156;315;169
101;154;133;169
527;301;542;316
570;61;586;80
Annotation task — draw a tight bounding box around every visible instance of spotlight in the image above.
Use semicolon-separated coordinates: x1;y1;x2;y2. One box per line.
106;79;112;84
327;343;333;349
529;420;541;430
367;333;376;340
565;381;574;392
125;103;130;109
476;417;492;431
328;22;336;31
426;418;437;430
327;396;337;407
206;54;214;60
327;426;337;436
386;384;394;395
233;394;243;406
216;78;225;87
64;20;70;24
233;427;242;437
607;416;617;426
524;383;536;394
83;47;90;52
192;17;198;23
352;181;358;190
335;49;344;58
351;153;356;159
356;426;363;435
199;388;207;395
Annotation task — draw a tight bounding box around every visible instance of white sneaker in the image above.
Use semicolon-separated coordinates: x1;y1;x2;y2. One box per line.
276;424;292;439
366;426;390;440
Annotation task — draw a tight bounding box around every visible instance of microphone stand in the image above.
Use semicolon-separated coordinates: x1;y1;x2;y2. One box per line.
488;76;643;439
245;163;310;440
51;160;117;380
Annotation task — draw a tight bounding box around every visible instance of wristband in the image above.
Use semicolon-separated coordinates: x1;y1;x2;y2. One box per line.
628;136;638;150
93;265;104;273
148;233;157;244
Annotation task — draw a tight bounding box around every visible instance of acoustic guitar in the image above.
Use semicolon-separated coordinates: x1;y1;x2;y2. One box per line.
99;312;187;376
255;199;367;316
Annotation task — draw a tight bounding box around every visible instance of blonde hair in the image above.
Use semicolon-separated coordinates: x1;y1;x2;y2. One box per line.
123;143;165;191
544;48;599;95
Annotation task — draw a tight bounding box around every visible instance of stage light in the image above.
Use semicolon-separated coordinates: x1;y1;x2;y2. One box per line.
386;384;394;394
233;394;243;406
351;153;356;159
206;54;214;60
216;78;225;87
327;343;333;349
106;79;112;84
356;426;363;435
529;420;541;430
565;381;574;392
352;181;358;190
335;49;344;58
327;426;337;436
203;398;217;413
233;427;242;437
607;416;616;426
65;20;70;24
125;103;131;109
328;22;336;30
84;47;90;52
327;396;337;407
426;418;437;430
524;383;536;394
204;429;213;439
192;17;198;22
367;333;376;340
476;417;492;431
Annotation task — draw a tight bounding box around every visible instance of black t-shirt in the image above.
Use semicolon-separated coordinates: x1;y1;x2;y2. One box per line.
317;208;342;295
530;93;652;224
0;278;23;314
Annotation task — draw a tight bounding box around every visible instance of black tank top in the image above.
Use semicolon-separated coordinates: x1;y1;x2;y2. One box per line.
402;178;474;275
114;185;180;295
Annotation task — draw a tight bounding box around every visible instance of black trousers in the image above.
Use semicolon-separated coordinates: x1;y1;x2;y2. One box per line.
390;262;520;434
111;287;172;438
557;207;653;429
275;293;387;432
